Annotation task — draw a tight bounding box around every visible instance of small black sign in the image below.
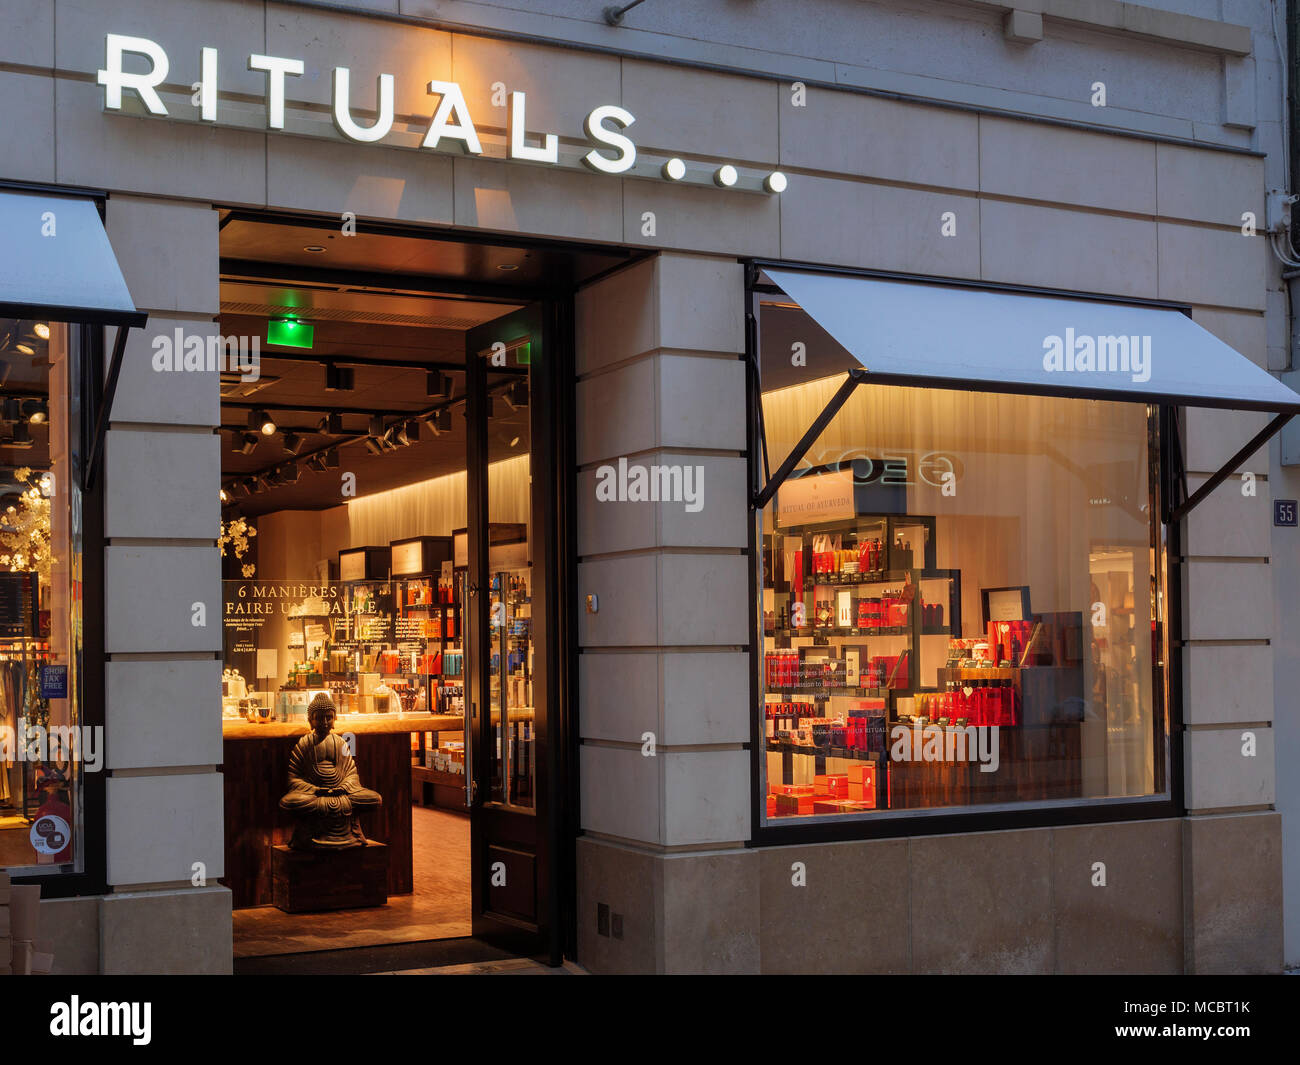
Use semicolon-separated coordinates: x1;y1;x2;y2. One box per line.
0;571;35;638
1275;499;1298;527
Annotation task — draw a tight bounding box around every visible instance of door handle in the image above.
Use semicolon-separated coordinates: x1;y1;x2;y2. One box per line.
465;701;476;808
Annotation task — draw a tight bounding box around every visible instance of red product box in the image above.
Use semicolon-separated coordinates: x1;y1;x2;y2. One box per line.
847;763;876;787
766;794;776;818
814;798;875;815
776;793;814;816
825;774;849;798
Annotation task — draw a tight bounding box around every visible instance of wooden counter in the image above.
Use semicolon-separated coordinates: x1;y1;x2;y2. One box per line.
221;713;460;909
222;712;464;740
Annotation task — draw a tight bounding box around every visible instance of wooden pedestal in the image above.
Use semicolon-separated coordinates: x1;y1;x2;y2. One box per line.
271;842;389;913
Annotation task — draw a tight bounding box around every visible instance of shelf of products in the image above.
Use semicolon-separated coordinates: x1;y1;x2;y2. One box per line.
762;514;957;818
489;567;534;807
762;509;1089;819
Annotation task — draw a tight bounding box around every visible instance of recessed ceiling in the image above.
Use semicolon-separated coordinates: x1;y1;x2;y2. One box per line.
218;217;595;518
219;213;633;292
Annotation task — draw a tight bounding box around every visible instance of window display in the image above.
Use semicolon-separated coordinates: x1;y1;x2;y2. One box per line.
0;319;84;872
758;366;1164;821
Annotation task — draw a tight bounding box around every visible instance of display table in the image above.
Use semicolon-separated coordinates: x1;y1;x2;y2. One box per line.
221;712;462;909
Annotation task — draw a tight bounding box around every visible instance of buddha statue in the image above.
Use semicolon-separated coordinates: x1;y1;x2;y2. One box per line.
280;693;382;850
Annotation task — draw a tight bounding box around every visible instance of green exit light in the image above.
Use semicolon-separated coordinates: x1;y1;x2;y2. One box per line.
515;340;531;365
267;318;314;349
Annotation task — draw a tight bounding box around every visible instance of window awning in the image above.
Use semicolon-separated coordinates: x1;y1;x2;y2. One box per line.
0;188;148;491
764;267;1300;413
0;190;145;327
756;266;1300;521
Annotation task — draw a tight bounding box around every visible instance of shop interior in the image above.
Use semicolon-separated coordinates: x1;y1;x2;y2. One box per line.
0;317;78;874
217;215;623;957
756;289;1162;820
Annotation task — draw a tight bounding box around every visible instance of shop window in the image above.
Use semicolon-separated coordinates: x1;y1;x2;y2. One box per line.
757;310;1166;823
0;319;85;872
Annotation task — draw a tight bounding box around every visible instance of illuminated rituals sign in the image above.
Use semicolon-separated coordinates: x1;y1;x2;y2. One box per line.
96;34;789;195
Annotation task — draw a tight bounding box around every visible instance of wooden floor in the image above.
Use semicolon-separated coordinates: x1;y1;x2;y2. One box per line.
233;804;471;959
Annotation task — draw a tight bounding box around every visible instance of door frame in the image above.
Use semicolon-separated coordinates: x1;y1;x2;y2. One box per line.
464;297;576;964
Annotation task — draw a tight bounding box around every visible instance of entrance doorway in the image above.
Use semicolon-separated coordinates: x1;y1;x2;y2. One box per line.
215;214;622;965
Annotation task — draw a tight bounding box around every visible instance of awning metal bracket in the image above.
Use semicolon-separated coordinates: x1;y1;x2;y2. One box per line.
1167;411;1294;525
753;368;866;510
83;324;133;492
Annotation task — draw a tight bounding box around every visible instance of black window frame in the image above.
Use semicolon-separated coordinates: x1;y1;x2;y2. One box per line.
743;260;1188;847
7;320;108;896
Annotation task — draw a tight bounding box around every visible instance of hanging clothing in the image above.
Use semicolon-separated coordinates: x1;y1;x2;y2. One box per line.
0;659;22;805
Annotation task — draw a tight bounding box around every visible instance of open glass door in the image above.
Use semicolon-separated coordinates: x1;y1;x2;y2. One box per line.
464;304;563;961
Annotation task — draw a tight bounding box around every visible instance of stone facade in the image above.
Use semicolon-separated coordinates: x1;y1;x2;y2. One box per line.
0;0;1288;972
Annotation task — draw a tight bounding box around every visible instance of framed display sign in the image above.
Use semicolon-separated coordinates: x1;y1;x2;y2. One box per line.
981;585;1032;626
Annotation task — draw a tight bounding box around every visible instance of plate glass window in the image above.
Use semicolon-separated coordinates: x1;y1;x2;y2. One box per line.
0;319;84;871
757;300;1167;822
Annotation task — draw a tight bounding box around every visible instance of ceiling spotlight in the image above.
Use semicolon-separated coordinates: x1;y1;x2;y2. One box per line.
303;245;327;254
4;423;33;448
1;398;20;421
282;432;303;455
250;409;276;436
397;420;420;446
325;364;355;391
503;380;529;410
33;323;49;341
22;399;47;424
219;487;230;503
233;431;259;455
426;369;451;399
509;436;521;448
323;448;340;469
317;412;345;435
365;437;384;455
425;409;454;435
306;453;328;473
496;263;519;271
15;343;33;356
